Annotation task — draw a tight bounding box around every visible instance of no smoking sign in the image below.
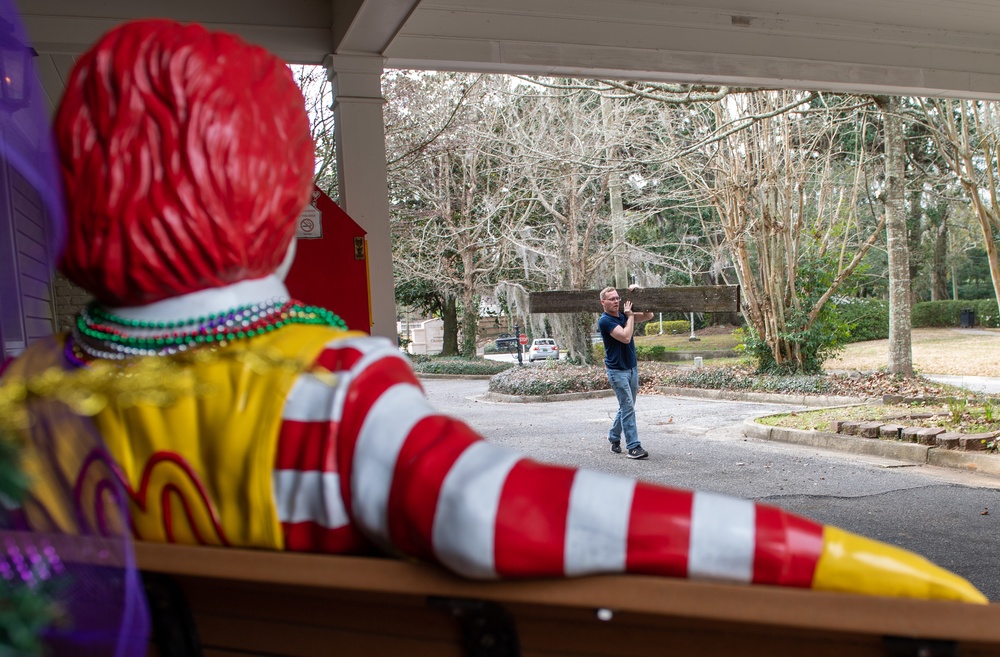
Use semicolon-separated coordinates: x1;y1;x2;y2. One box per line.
296;205;323;239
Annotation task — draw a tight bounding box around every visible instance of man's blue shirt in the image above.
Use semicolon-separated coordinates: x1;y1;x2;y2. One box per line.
598;312;637;370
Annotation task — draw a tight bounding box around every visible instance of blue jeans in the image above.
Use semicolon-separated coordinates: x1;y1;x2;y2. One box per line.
607;366;640;450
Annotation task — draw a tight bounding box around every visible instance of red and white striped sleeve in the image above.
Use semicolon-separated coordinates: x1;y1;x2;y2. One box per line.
272;336;378;553
275;335;827;586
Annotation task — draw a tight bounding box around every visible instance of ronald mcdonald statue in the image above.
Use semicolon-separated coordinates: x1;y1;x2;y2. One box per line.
1;19;986;603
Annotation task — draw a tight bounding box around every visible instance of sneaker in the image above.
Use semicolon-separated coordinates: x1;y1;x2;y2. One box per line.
610;441;622;454
627;446;649;460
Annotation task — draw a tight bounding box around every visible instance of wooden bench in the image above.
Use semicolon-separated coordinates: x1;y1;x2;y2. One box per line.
136;542;1000;657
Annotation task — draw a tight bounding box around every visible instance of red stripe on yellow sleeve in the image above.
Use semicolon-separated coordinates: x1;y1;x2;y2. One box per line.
275;420;337;472
752;504;823;587
626;483;692;577
385;416;480;560
494;460;576;578
337;356;424;521
313;345;364;373
282;520;373;554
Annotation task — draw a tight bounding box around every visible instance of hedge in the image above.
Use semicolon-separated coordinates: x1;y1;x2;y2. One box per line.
409;356;515;375
644;320;691;336
912;299;999;328
833;298;1000;336
833;298;889;343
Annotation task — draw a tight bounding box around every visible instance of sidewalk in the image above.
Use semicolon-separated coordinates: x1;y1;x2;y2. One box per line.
926;374;1000;395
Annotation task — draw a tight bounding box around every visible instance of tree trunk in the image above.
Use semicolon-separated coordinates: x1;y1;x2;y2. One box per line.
877;95;914;377
930;213;949;301
565;312;595;365
460;295;479;357
440;295;459;356
970;203;1000;312
907;188;924;304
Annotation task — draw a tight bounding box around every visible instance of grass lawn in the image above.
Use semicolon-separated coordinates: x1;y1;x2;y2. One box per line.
635;327;739;352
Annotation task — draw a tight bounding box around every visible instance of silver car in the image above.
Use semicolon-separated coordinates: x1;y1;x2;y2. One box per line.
527;338;560;362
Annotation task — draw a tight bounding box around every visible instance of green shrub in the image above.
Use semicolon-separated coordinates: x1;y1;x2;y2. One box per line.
635;344;669;361
738;258;851;373
833;298;1000;330
409;356;515;376
973;298;1000;328
912;300;965;327
644;320;690;336
0;437;58;655
488;362;669;396
489;363;610;396
908;299;1000;328
738;304;849;374
833;298;889;342
663;365;833;395
595;342;670;362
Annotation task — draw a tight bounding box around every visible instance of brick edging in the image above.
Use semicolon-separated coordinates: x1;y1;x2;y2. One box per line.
743;419;1000;477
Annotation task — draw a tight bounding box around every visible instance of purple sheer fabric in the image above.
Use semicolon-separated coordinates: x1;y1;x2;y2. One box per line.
0;1;148;654
8;398;150;657
0;0;63;254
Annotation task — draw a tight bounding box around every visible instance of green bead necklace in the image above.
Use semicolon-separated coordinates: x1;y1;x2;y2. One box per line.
68;298;347;364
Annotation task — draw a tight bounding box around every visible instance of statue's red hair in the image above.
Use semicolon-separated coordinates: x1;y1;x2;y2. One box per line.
56;19;313;306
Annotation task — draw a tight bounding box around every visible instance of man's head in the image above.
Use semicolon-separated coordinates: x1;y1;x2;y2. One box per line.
600;286;620;314
56;19;314;306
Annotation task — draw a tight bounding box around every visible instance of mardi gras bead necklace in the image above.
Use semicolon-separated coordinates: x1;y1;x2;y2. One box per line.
66;298;347;367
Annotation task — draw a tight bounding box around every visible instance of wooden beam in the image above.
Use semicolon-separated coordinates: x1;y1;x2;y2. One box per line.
528;286;740;314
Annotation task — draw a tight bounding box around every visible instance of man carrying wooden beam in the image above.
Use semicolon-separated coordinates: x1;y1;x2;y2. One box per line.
528;284;741;362
598;286;654;459
529;283;741;455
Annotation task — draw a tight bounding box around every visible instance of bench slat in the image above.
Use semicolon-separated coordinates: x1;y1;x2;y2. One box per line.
135;542;1000;648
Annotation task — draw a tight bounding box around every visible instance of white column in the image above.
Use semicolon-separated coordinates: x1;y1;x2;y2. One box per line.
324;54;396;342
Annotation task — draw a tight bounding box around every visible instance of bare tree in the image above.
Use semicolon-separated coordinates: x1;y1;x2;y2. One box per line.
918;98;1000;315
292;65;338;196
385;73;527;356
494;82;667;362
669;91;885;371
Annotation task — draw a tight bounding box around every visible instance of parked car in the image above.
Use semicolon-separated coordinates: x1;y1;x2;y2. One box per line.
527;338;559;362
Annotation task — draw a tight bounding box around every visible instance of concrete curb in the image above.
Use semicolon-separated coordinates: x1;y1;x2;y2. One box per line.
416;373;494;380
482;389;616;404
657;386;871;408
927;449;1000;477
743;419;1000;473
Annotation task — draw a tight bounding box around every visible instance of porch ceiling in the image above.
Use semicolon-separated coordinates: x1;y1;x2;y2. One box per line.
19;0;1000;113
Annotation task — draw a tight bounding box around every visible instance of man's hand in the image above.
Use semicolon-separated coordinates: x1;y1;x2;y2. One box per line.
622;300;634;317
